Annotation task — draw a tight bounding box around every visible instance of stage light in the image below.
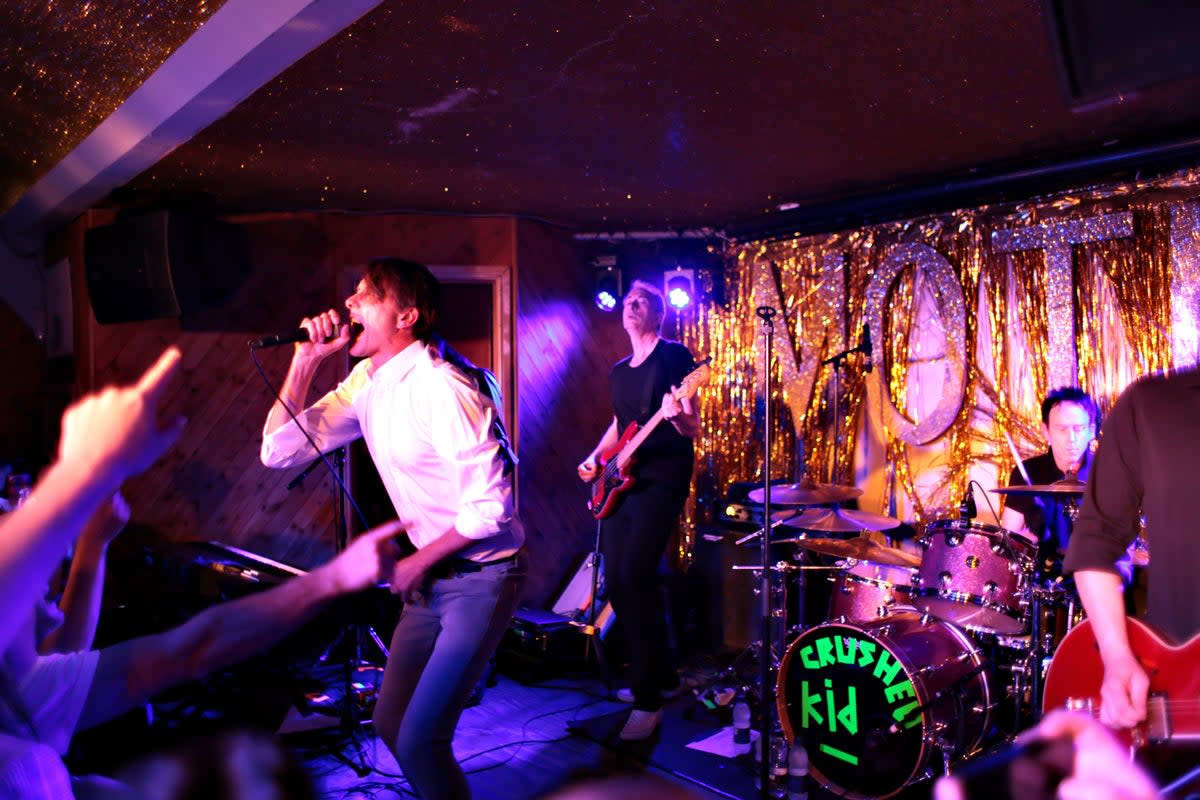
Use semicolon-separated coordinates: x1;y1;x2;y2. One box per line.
593;258;622;311
663;267;695;310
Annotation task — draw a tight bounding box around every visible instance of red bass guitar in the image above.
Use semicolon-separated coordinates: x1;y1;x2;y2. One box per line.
587;358;711;520
1043;615;1200;750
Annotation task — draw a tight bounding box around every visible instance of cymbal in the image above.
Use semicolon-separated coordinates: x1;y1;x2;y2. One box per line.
782;506;901;533
786;536;921;568
747;479;863;506
991;478;1086;497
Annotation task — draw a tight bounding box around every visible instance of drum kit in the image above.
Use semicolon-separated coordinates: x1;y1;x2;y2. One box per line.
733;476;1089;800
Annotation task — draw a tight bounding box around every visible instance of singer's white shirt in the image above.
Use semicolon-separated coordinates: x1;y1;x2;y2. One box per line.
261;341;521;560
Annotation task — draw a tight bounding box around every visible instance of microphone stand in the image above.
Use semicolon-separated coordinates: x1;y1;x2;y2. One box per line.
754;306;787;799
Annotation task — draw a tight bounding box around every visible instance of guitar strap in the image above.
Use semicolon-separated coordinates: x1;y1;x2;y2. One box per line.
638;351;661;422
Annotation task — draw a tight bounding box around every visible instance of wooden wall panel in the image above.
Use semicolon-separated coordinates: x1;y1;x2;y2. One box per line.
514;220;627;605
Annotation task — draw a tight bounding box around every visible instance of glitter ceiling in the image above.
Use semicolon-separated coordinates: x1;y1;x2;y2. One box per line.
6;1;1200;230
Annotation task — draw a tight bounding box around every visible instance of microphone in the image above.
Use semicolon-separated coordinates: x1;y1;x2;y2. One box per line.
960;484;977;520
860;324;873;373
248;323;363;349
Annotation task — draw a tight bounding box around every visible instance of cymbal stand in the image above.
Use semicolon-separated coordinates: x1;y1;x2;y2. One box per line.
753;305;788;798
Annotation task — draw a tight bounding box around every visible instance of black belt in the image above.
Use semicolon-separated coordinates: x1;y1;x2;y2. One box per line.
446;553;519;574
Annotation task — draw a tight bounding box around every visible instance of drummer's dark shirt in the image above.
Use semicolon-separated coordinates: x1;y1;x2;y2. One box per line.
1064;366;1200;644
1005;450;1091;569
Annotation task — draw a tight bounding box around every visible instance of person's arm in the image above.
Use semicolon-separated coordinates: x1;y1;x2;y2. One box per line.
260;313;365;469
578;417;620;482
1075;569;1148;729
76;521;403;730
40;493;130;654
0;349;183;657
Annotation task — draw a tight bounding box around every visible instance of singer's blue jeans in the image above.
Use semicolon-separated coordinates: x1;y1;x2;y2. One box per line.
372;556;524;799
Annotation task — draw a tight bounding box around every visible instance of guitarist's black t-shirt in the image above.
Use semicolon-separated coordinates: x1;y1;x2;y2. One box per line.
610;338;696;486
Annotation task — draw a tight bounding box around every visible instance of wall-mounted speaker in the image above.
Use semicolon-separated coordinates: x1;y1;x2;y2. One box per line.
83;211;250;324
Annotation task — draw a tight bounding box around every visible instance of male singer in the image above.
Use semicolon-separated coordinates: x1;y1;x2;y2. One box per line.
260;257;523;800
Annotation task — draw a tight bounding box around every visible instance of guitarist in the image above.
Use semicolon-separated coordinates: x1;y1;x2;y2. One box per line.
577;279;700;741
1064;367;1200;757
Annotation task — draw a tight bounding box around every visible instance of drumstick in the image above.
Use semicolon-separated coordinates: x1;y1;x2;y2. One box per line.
1002;429;1033;485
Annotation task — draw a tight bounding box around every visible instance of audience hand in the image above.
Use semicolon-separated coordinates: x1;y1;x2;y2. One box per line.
321;520;405;594
57;347;185;487
934;710;1157;800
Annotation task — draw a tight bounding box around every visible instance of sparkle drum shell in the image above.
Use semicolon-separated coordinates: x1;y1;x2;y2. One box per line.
828;560;916;621
914;519;1035;634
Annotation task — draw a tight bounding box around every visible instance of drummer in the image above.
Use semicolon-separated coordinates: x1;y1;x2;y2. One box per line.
999;387;1099;576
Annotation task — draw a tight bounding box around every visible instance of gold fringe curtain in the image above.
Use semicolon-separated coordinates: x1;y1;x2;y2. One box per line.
675;173;1191;561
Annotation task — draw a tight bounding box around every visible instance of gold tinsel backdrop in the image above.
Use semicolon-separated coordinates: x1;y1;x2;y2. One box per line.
678;167;1200;556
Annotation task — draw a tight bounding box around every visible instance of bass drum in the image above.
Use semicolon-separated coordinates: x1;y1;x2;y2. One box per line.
777;611;991;799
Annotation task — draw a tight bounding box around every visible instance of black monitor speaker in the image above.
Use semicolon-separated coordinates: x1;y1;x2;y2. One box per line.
1043;0;1200;107
84;211;250;324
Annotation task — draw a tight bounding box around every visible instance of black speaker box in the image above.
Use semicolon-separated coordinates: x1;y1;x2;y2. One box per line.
84;211;250;324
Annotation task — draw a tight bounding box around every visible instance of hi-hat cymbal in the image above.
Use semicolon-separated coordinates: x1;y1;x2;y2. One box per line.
991;478;1086;497
782;506;901;533
787;536;921;568
747;479;863;506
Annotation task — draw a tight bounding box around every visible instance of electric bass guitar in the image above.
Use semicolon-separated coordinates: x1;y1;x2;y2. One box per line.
1042;615;1200;750
587;358;711;520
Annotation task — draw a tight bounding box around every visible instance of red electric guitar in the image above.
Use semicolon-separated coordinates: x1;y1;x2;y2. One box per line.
1043;616;1200;750
587;358;711;520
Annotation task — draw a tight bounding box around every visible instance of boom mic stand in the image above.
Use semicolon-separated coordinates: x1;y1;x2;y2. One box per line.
753;306;788;799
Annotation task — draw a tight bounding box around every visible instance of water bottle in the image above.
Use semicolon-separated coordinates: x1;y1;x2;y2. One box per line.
787;744;809;799
732;692;751;745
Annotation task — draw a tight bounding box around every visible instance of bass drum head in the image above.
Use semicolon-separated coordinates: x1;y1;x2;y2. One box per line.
777;612;990;799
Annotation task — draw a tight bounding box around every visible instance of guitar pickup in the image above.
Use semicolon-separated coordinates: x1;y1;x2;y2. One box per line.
1146;693;1171;744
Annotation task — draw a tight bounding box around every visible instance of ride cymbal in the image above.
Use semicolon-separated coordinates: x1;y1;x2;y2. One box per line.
747;479;863;506
991;478;1086;497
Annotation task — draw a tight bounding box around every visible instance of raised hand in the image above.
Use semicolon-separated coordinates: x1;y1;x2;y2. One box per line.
57;347;186;486
323;520;406;594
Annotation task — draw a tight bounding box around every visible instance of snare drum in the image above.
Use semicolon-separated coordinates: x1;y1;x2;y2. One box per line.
778;611;992;799
914;520;1036;634
828;560;916;621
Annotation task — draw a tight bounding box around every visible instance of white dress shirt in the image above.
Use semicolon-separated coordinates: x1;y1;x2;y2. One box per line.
261;341;521;561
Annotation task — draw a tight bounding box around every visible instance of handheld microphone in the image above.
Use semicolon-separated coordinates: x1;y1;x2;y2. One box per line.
248;323;363;349
860;323;873;373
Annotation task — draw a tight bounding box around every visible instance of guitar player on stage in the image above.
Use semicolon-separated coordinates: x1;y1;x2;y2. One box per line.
577;279;700;741
1063;366;1200;778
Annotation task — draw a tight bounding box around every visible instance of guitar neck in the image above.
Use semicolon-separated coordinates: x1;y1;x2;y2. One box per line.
615;408;667;469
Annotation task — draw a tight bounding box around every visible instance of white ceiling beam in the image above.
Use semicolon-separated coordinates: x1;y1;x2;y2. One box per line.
1;0;383;242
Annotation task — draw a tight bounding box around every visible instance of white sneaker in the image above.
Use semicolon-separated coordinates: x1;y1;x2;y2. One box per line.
616;686;684;703
618;709;663;741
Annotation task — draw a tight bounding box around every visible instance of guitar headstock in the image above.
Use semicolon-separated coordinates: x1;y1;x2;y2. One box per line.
674;357;712;400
